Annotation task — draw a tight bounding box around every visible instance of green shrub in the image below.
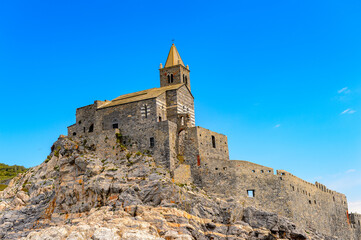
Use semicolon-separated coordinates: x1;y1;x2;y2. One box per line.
45;155;51;163
0;184;8;191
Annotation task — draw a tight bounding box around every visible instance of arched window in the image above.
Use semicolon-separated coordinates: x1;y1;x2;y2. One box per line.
112;119;118;129
72;132;76;136
167;75;171;83
158;116;162;122
212;135;216;148
89;124;94;133
170;74;174;83
185;76;188;84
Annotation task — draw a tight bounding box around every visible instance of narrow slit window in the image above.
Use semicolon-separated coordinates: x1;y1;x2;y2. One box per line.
89;124;94;133
211;135;216;148
171;74;174;83
150;137;155;148
247;190;255;198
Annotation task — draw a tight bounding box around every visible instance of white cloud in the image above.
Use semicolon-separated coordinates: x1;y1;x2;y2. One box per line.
274;124;281;128
346;169;356;174
341;109;356;115
338;87;350;94
349;201;361;214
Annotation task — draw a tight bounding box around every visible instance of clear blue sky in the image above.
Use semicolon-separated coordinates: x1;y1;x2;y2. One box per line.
1;0;360;212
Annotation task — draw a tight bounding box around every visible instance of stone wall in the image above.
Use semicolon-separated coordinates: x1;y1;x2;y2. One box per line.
350;213;361;239
190;157;352;239
165;86;194;127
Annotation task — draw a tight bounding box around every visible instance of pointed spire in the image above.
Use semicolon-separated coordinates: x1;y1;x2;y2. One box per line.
164;44;185;68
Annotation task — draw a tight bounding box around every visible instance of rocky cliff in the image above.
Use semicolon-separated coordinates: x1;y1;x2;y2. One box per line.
0;136;342;239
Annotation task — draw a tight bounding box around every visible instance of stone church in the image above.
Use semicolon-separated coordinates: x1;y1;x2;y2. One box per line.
68;44;361;239
68;44;229;171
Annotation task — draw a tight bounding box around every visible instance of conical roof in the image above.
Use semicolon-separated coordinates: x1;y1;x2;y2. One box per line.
164;44;184;68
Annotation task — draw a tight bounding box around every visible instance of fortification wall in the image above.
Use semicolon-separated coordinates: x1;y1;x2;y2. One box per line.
350;213;361;240
190;158;352;238
274;170;350;237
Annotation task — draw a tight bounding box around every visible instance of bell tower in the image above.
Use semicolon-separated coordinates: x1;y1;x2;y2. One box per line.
159;44;191;90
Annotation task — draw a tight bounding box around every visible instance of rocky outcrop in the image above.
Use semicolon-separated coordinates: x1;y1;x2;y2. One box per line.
0;136;339;239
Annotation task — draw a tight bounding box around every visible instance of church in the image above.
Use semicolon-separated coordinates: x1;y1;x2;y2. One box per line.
67;44;229;170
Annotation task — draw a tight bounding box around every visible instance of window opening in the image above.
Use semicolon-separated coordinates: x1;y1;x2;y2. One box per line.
73;132;76;136
247;190;255;198
150;137;155;148
168;75;171;83
170;74;174;83
141;104;150;118
158;116;162;122
211;135;216;148
112;123;118;129
89;124;94;132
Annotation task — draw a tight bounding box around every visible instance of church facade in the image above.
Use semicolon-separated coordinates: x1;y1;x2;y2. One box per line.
68;44;360;239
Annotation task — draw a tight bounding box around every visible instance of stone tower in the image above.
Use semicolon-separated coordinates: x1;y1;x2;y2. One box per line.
159;44;191;90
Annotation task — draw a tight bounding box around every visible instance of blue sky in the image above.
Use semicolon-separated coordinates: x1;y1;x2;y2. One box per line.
0;0;360;212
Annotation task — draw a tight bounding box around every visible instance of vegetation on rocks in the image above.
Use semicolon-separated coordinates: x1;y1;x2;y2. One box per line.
0;163;27;191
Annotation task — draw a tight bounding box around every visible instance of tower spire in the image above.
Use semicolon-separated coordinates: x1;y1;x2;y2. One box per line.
164;44;184;68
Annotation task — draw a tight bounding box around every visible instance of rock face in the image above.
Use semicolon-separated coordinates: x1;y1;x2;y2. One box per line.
0;137;341;239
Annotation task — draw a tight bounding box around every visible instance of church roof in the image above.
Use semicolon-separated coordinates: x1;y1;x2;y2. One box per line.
97;83;185;109
164;44;185;68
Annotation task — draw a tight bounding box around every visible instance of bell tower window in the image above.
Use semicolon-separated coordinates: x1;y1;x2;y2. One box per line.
168;75;171;83
170;74;174;83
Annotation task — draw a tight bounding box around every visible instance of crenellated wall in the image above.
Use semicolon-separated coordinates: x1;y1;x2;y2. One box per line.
189;158;353;239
